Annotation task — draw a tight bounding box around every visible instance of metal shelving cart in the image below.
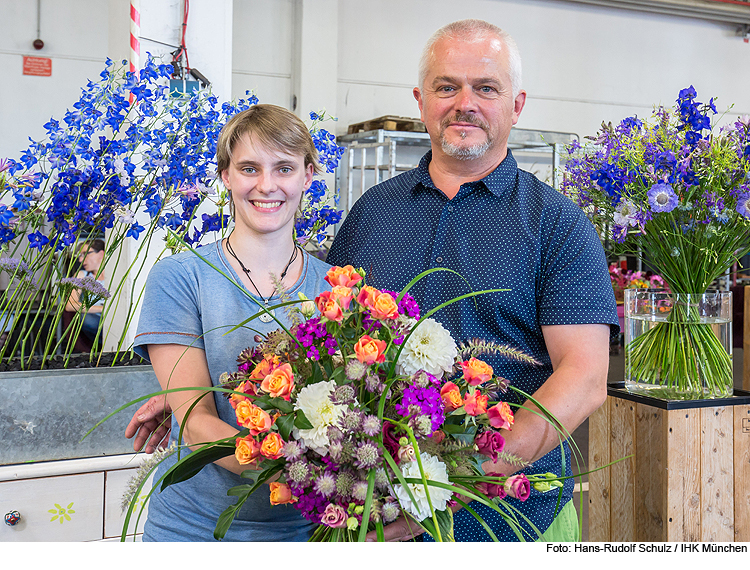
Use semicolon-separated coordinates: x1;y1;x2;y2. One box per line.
334;127;579;221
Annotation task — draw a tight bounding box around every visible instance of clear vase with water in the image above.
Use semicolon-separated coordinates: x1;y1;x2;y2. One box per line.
624;288;733;400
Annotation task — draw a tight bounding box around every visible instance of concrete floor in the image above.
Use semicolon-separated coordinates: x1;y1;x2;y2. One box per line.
570;347;746;541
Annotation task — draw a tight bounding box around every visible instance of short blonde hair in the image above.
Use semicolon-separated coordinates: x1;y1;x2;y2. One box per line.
418;19;522;97
216;104;321;178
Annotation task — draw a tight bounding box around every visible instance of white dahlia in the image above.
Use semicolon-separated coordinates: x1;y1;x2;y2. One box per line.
393;452;453;521
293;380;349;455
396;318;457;377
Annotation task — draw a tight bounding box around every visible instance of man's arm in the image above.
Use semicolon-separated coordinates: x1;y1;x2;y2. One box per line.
125;395;173;453
367;322;610;542
482;323;610;476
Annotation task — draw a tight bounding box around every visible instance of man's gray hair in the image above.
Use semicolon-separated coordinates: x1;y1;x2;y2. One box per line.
418;19;522;98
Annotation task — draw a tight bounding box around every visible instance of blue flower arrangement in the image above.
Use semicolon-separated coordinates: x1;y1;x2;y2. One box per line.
562;87;750;398
0;55;343;368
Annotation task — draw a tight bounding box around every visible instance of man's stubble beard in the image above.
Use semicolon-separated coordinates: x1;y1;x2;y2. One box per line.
438;113;493;161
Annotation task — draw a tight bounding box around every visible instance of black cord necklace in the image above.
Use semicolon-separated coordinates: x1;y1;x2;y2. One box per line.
225;237;300;323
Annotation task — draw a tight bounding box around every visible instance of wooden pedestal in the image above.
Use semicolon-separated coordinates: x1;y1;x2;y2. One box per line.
589;385;750;542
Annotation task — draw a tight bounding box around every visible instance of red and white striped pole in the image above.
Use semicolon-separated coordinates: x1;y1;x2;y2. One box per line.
129;0;140;103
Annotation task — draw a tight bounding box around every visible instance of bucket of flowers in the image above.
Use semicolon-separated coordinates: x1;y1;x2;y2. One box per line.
562;87;750;400
0;55;342;371
114;264;579;542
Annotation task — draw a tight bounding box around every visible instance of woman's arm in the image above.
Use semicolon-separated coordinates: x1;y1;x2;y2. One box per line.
148;343;250;476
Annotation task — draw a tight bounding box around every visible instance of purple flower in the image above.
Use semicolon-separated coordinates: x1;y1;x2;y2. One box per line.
737;192;750;219
647;182;679;213
395;385;445;434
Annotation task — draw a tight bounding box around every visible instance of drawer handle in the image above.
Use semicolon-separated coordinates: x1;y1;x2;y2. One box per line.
5;511;21;526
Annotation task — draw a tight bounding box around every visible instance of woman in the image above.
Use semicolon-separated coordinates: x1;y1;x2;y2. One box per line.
65;238;106;343
133;104;332;541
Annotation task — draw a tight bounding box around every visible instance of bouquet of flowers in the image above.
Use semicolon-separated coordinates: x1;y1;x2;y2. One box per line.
562;87;750;398
608;264;668;303
0;56;342;368
141;265;573;542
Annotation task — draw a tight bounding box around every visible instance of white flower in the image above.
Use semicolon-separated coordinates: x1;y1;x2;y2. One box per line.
396;318;457;377
115;207;135;225
393;452;453;521
293;380;349;455
613;200;638;227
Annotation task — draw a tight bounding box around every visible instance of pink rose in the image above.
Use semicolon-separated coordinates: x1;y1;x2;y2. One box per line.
504;474;531;501
476;481;507;499
381;421;401;459
320;503;348;528
474;430;506;463
463;390;488;416
487;402;514;430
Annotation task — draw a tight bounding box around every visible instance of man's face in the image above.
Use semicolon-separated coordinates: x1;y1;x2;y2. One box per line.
414;34;525;163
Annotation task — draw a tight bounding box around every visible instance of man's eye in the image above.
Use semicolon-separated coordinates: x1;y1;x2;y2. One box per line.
437;85;455;93
279;167;293;174
242;167;256;174
479;86;497;94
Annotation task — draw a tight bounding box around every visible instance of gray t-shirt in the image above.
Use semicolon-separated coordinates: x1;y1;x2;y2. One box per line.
134;240;331;542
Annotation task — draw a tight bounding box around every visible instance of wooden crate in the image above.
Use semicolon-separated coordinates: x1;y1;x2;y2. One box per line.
347;115;426;134
589;385;750;542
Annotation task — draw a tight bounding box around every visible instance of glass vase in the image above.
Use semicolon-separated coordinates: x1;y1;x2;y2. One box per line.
624;288;733;400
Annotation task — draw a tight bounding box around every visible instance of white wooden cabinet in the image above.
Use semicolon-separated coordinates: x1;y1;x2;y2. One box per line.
0;454;153;542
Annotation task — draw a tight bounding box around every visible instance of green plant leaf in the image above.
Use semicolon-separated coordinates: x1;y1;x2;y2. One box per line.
419;508;454;542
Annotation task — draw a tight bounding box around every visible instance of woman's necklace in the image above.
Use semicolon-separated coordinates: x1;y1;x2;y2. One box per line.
225;237;300;323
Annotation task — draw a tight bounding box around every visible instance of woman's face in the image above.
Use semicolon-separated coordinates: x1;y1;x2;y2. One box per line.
221;134;313;240
79;245;104;272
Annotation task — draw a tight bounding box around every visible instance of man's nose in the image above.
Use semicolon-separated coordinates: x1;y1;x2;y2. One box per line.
454;86;478;113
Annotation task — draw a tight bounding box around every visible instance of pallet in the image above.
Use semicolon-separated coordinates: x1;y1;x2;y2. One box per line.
347;115;426;134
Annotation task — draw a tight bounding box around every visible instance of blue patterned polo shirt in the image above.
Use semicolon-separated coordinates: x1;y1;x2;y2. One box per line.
327;149;619;542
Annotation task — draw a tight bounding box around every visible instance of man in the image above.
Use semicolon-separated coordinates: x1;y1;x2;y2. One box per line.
127;18;618;542
326;19;617;542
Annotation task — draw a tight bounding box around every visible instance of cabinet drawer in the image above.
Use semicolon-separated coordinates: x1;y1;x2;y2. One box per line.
104;468;153;539
0;472;104;542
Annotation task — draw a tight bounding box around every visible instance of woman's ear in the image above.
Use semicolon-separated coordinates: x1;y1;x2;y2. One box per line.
304;163;314;190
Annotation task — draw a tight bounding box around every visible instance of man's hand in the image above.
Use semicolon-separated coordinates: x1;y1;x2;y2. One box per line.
124;395;172;453
364;515;424;542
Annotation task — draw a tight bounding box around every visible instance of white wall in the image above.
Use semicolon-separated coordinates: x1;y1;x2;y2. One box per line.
4;0;748;161
332;0;750;139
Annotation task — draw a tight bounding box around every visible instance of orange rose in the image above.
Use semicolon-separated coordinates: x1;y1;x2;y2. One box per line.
460;357;494;387
234;399;255;426
325;265;363;288
370;292;399;320
487;401;515;430
260;363;295;401
235;435;262;466
356;285;380;310
250;354;280;380
238;402;273;435
330;285;354;310
440;381;464;411
260;432;285;459
269;482;296;505
463;390;489;416
353;334;387;365
229;380;257;409
315;291;344;322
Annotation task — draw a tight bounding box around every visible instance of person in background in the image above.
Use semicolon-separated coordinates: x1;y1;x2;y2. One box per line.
131;104;332;541
64;238;106;343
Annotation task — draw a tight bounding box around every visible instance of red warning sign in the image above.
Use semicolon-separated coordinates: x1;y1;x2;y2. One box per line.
23;56;52;77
